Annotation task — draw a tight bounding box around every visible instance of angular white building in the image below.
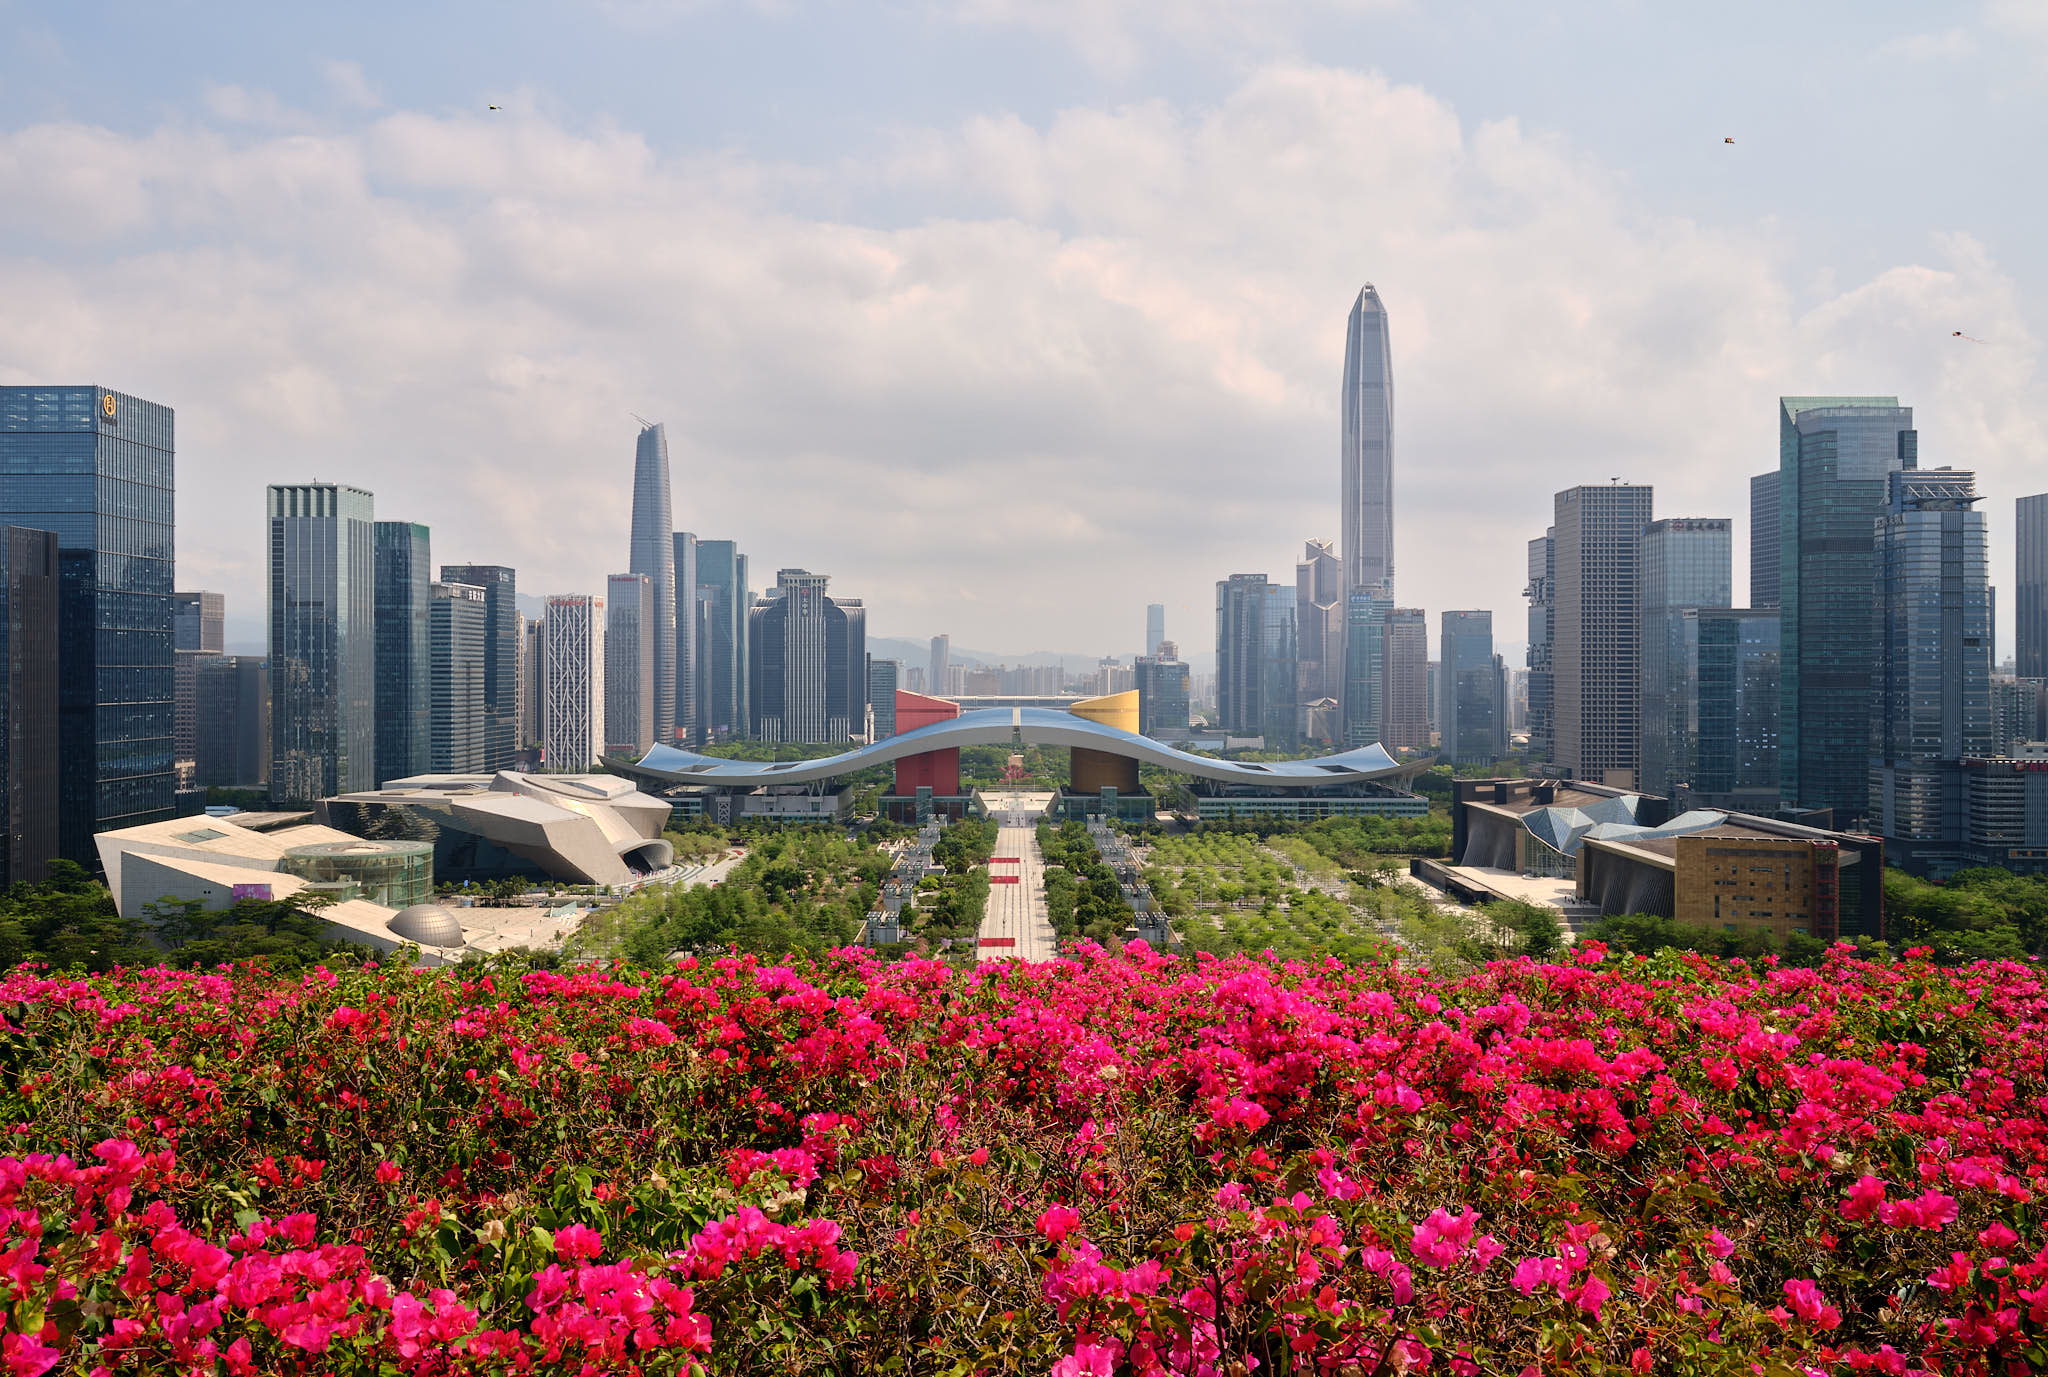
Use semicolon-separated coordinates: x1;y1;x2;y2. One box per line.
543;593;605;771
1341;285;1395;599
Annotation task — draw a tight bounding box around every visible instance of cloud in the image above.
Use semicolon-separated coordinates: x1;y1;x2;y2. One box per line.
324;60;382;110
940;0;1402;73
0;64;2037;658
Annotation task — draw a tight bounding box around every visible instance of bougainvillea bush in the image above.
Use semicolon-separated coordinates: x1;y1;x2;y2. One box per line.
3;942;2047;1374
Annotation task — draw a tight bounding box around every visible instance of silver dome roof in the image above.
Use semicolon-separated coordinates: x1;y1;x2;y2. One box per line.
386;903;466;948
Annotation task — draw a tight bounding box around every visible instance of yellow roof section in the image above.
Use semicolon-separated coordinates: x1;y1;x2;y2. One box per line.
1067;690;1139;734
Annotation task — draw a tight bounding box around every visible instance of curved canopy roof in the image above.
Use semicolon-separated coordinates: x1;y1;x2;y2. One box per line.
614;707;1410;790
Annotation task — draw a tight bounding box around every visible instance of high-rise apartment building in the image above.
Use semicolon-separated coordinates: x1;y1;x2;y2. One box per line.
867;658;899;740
1990;678;2043;756
1524;532;1555;765
192;655;268;789
1638;517;1732;798
1145;604;1166;659
172;591;225;790
604;572;655;756
672;530;697;743
2018;494;2048;681
429;582;487;773
1342;590;1393;747
1750;473;1780;609
1296;539;1345;724
748;570;867;745
438;564;519;770
1440;610;1503;766
1678;608;1779;812
1552;483;1655;787
630;423;678;746
1341;284;1395;597
0;386;175;860
542;593;605;772
1872;469;1990;867
694;540;749;741
1381;609;1430;751
1;527;59;884
1135;642;1191;737
1214;575;1296;744
268;483;376;803
373;522;432;786
1778;397;1917;819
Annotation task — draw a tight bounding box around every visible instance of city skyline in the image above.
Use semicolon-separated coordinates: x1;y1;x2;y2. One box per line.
6;7;2047;659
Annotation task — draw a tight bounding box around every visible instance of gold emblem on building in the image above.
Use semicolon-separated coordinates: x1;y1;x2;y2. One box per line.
101;393;117;419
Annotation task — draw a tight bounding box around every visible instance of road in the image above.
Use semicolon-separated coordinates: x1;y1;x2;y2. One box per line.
976;792;1058;964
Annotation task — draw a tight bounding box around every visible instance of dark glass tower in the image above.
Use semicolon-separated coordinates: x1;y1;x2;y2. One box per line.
1777;397;1915;819
429;581;487;773
630;423;678;744
672;530;697;742
694;540;749;741
269;484;376;802
1637;517;1732;798
2;527;60;884
1341;285;1395;597
2018;493;2048;681
374;521;432;785
1749;473;1780;609
0;386;175;862
746;569;865;744
1440;610;1502;766
1552;483;1655;787
438;564;518;770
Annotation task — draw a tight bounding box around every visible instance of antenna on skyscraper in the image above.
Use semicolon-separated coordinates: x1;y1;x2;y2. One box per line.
630;412;654;429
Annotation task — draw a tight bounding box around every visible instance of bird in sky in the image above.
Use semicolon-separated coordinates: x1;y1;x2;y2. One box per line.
1954;330;1986;343
1724;137;1734;144
488;104;501;111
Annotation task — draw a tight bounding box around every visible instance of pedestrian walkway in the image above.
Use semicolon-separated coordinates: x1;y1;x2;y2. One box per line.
976;791;1057;963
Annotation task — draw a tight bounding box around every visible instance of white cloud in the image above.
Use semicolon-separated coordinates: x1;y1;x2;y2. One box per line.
324;60;382;110
0;64;2038;657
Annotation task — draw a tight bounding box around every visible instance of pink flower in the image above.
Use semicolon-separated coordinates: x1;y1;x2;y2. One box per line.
1052;1341;1121;1377
1781;1278;1842;1330
2;1333;60;1377
374;1161;401;1185
1840;1175;1888;1222
1879;1188;1959;1231
1037;1205;1082;1245
1512;1255;1568;1296
554;1222;604;1262
1411;1207;1479;1267
1705;1229;1735;1259
1567;1274;1610;1319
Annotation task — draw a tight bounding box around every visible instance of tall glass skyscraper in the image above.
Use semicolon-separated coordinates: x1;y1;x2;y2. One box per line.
1552;483;1655;787
629;423;678;745
1749;473;1781;609
2;527;60;884
673;530;697;742
1871;469;1990;865
2018;493;2048;681
1215;574;1297;744
1296;538;1344;715
0;386;175;861
1440;610;1502;766
1777;396;1916;819
1145;603;1166;660
1341;285;1395;598
1382;609;1430;750
439;564;518;770
1682;608;1780;811
268;483;376;803
747;570;866;744
605;572;655;755
694;539;749;741
1638;517;1732;798
373;521;432;786
1342;590;1393;747
1524;531;1555;766
867;657;899;739
429;581;486;773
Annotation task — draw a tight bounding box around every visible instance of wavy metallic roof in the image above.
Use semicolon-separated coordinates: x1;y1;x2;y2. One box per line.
613;707;1408;789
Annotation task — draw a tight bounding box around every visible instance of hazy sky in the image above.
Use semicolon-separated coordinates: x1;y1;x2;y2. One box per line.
4;1;2046;661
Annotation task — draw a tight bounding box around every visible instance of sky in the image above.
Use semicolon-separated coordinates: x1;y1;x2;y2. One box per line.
4;1;2047;664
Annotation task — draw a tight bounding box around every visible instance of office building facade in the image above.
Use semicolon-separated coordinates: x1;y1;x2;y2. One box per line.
1552;483;1654;787
867;658;899;739
1341;284;1395;597
928;635;950;705
1382;609;1430;751
672;530;697;744
192;655;267;789
0;386;176;861
373;522;432;786
1214;574;1297;744
694;539;749;742
1750;473;1780;609
1677;608;1780;812
748;570;867;745
1297;538;1344;725
1;527;60;884
605;572;655;756
1638;517;1732;798
429;582;487;773
1342;590;1392;747
172;590;225;790
438;564;519;770
542;593;606;772
1524;531;1554;766
1991;678;2044;755
1871;469;1990;867
1778;396;1917;819
521;617;544;748
1440;610;1503;766
1135;642;1191;737
268;483;376;803
630;423;679;745
2019;494;2048;681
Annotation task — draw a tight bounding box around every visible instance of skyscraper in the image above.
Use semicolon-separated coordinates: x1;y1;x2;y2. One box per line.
1749;473;1781;609
1135;642;1191;736
172;591;224;790
1145;603;1166;659
373;522;432;786
193;655;267;789
1524;532;1555;765
1552;483;1655;787
1778;396;1916;818
1;527;59;885
929;635;951;704
867;658;899;739
521;617;544;748
694;540;749;741
1342;589;1393;747
630;423;678;746
429;582;487;773
1871;469;1990;867
267;484;375;803
1381;609;1430;751
542;593;606;772
605;572;655;756
439;564;519;770
2018;493;2048;681
1440;610;1503;766
0;386;175;860
1215;574;1296;743
1680;609;1780;812
1638;517;1732;798
1296;539;1344;728
1341;284;1395;597
672;531;697;743
748;570;866;744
